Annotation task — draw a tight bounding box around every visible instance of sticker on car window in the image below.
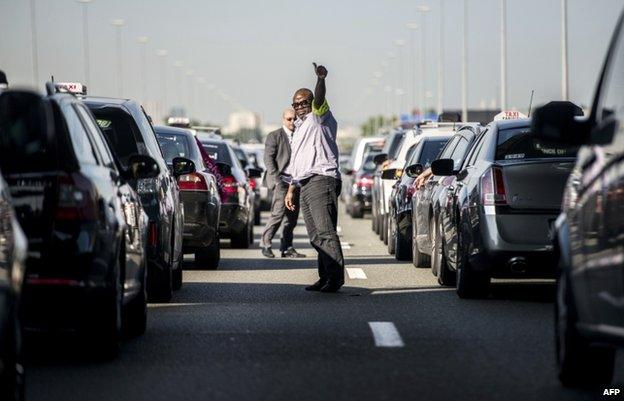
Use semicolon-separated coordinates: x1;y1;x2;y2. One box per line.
505;153;525;160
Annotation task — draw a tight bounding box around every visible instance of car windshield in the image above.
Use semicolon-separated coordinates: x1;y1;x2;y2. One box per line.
360;152;379;173
387;133;405;159
418;139;449;167
496;127;578;160
155;132;191;163
201;141;233;165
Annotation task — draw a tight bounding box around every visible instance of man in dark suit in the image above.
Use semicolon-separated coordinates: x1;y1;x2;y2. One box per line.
260;108;305;258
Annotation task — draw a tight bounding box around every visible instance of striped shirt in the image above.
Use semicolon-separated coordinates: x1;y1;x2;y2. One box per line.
286;100;340;184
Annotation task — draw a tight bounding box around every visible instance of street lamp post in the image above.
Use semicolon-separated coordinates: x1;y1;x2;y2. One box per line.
500;0;507;110
111;19;125;97
29;0;39;86
437;0;445;116
406;22;418;116
461;0;468;122
416;5;430;116
77;0;93;85
156;49;168;119
394;39;406;116
561;0;569;100
137;36;149;105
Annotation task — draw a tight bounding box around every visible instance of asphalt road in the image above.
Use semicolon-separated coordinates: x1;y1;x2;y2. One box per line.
25;204;622;401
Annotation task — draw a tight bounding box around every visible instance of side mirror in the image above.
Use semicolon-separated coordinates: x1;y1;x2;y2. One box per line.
381;168;398;180
531;101;588;145
342;168;355;176
216;162;232;176
127;154;160;179
405;163;424;178
431;159;455;176
239;158;248;168
246;167;262;179
172;157;195;178
373;153;388;165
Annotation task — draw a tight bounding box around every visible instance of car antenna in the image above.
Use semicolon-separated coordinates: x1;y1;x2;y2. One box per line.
527;90;535;117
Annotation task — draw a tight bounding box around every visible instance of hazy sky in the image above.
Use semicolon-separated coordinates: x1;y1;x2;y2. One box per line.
1;0;622;126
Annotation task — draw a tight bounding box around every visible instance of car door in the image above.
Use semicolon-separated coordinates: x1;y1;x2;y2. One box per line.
581;24;624;326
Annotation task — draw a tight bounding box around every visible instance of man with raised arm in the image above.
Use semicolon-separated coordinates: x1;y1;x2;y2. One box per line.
285;63;344;293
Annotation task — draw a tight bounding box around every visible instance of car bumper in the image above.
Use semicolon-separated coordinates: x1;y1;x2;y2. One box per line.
180;191;219;251
219;204;250;236
351;192;372;211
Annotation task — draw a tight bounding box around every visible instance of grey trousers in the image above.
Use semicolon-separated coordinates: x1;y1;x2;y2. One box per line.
260;182;300;251
300;175;344;283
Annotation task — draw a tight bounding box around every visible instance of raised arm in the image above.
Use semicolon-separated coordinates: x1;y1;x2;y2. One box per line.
312;62;327;109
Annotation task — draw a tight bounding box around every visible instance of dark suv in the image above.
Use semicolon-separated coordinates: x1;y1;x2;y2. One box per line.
532;10;624;388
0;86;155;356
84;97;185;302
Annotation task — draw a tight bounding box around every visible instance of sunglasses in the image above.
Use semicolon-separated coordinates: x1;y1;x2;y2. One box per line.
285;117;295;121
292;99;312;109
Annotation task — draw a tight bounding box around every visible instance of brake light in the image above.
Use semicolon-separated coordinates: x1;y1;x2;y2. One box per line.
248;178;257;190
481;166;508;206
149;222;158;247
222;175;239;196
356;175;373;189
178;172;208;191
55;174;97;221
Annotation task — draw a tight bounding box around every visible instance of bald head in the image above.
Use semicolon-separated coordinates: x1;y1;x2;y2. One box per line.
294;88;313;100
282;107;296;131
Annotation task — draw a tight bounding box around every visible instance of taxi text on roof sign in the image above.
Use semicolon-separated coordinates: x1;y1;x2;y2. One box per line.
494;110;528;121
57;82;86;95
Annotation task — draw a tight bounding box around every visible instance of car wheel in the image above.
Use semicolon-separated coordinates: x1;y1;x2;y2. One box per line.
196;236;220;270
94;253;122;358
433;220;456;286
254;209;261;226
231;225;250;249
351;203;364;219
148;256;173;303
123;255;147;338
387;213;396;254
456;242;490;299
395;220;411;261
382;214;389;244
372;207;378;232
0;306;24;401
556;267;615;387
248;221;254;244
172;265;182;291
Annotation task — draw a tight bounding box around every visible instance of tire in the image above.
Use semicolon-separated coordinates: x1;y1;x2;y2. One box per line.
411;215;430;268
248;221;254;244
148;261;173;303
556;268;615;387
456;244;490;299
350;204;364;219
254;209;261;225
382;214;389;244
372;207;378;232
172;264;182;291
433;220;456;286
387;213;396;254
196;236;220;270
395;219;411;261
94;254;122;358
123;256;147;338
0;307;24;401
231;224;250;249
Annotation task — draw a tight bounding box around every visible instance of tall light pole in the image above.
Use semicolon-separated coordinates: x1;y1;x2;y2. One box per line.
561;0;569;100
461;0;468;122
137;36;149;105
186;69;195;119
500;0;507;110
29;0;39;86
77;0;93;85
437;0;445;116
395;39;406;116
406;22;418;115
386;51;397;119
156;49;168;118
416;5;430;116
111;19;124;97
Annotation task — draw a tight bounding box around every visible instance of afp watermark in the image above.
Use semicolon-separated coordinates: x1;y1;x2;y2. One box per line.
603;388;621;396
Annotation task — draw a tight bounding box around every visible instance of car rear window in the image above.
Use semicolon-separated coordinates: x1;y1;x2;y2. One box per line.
418;139;448;167
91;111;146;167
201;141;232;165
155;132;191;163
360;152;379;173
496;127;577;161
387;133;405;159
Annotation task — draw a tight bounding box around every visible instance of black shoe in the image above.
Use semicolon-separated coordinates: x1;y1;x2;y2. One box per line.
281;247;306;258
261;247;275;258
305;279;327;291
320;281;344;293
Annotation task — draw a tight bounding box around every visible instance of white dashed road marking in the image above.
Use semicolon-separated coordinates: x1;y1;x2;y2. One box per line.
368;322;404;348
341;242;351;250
337;225;342;233
346;268;367;279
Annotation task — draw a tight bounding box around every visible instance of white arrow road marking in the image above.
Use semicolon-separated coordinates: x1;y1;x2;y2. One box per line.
346;268;367;279
368;322;404;348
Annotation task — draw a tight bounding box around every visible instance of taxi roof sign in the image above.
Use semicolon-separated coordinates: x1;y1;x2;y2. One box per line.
494;110;528;121
57;82;87;95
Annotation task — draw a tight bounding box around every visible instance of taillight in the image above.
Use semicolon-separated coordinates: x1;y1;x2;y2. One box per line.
248;178;257;190
356;175;373;189
481;167;507;206
406;183;416;199
178;172;208;191
148;222;158;247
55;174;97;221
222;175;239;196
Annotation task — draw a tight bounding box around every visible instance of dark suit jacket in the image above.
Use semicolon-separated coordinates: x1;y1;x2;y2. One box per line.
263;127;291;189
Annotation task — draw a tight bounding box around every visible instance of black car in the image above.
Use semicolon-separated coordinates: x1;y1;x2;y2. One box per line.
155;126;221;269
386;135;450;260
344;152;377;218
199;138;259;248
0;86;155;356
84;97;185;301
532;9;623;387
231;143;263;226
0;176;27;401
432;119;577;298
411;125;480;273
